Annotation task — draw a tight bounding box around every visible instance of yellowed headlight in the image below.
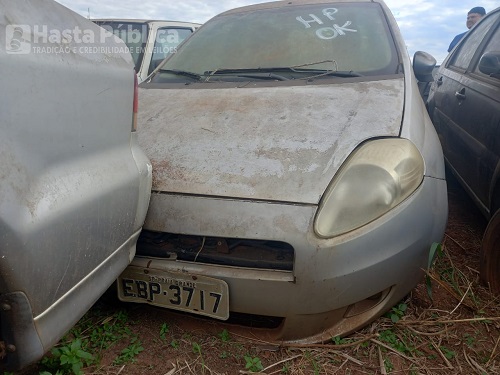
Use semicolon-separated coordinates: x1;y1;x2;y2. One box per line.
314;138;425;238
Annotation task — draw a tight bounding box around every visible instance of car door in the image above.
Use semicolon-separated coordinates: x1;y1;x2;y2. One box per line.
463;20;500;214
430;11;500;213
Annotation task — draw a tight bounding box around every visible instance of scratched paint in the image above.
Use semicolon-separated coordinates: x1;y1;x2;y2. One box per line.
138;78;404;204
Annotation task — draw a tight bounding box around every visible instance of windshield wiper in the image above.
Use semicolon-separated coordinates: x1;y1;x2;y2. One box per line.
293;69;363;78
288;60;363;78
159;69;203;80
204;68;290;81
204;67;362;82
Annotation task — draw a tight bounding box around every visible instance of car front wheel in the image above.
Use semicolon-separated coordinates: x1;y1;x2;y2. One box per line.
480;209;500;293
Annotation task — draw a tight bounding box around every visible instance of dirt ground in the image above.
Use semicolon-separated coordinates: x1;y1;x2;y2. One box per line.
19;171;499;375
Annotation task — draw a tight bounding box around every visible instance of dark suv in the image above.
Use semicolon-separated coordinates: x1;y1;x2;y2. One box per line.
427;7;500;292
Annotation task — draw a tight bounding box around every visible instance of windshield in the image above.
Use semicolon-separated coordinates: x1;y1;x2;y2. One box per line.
94;21;148;72
154;3;400;83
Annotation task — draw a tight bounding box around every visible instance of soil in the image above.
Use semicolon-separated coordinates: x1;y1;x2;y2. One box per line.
18;170;500;375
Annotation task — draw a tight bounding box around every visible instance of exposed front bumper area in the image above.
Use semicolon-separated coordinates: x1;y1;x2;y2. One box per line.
128;176;447;343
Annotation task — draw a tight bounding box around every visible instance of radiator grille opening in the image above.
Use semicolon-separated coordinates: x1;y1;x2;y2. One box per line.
137;230;295;271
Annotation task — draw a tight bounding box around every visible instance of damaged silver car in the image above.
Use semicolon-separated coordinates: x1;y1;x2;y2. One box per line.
0;0;152;370
119;0;448;343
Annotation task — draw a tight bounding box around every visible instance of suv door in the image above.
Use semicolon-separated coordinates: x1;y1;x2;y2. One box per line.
429;11;500;214
466;23;500;212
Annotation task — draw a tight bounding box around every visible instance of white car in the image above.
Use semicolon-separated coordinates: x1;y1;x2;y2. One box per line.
0;0;152;370
120;0;447;343
93;19;201;83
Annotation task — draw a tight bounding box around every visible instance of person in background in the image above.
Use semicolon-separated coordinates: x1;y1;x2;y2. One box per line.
448;6;486;52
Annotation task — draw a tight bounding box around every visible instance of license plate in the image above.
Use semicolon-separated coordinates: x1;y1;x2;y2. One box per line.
117;266;229;320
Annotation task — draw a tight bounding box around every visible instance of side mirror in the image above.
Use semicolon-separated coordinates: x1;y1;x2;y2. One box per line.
479;51;500;77
413;51;437;82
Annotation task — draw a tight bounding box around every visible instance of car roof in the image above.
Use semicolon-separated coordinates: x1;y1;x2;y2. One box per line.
92;19;201;27
219;0;386;16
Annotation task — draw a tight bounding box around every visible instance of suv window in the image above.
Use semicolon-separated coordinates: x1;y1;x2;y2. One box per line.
449;15;496;71
473;20;500;76
157;3;399;81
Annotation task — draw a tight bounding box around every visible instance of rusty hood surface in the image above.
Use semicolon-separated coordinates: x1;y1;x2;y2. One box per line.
137;79;404;204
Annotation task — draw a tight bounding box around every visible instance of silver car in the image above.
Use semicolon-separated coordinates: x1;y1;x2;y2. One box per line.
0;0;152;370
119;0;447;343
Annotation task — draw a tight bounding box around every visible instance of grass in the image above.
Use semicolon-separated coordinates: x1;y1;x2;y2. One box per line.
34;308;144;375
39;339;93;375
243;355;264;372
113;338;144;365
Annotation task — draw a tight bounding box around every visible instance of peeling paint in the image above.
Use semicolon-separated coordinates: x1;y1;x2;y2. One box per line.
138;79;404;203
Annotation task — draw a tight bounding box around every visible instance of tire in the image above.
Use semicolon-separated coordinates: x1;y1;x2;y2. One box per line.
480;209;500;293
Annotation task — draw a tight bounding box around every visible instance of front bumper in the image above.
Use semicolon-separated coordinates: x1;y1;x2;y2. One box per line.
128;176;447;343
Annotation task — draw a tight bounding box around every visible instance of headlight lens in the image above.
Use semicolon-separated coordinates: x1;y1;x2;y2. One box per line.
314;138;424;238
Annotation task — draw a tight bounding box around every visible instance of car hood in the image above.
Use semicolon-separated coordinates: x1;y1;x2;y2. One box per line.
138;79;404;204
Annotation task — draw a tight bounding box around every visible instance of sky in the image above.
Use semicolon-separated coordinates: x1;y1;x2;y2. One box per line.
56;0;499;64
